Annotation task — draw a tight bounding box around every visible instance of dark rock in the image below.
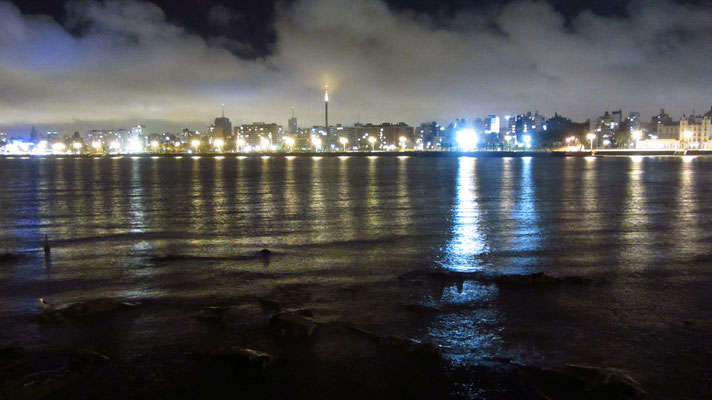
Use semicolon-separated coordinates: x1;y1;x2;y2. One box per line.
683;320;694;327
516;363;645;399
259;249;271;257
189;346;278;372
191;306;228;324
495;272;594;287
258;299;282;315
0;252;20;263
377;336;442;361
38;298;140;322
269;311;318;339
401;303;442;313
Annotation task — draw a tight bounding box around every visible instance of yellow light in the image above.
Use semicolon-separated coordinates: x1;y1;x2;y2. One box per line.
339;137;348;145
683;130;693;139
214;138;224;149
174;141;181;147
72;142;82;150
191;139;201;148
368;136;376;144
91;141;101;150
151;140;159;148
284;137;295;146
51;142;66;152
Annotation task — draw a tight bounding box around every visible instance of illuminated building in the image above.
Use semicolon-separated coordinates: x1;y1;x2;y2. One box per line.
238;122;283;149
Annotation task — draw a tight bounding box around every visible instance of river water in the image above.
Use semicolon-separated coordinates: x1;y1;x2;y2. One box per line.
0;155;710;398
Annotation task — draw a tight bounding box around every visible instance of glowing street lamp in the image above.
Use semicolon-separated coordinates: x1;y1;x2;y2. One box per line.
236;138;246;151
72;142;82;153
455;128;478;151
339;137;348;152
631;130;642;149
109;141;121;152
522;134;532;149
312;136;322;151
150;140;160;152
91;141;101;153
259;137;271;151
586;133;596;151
283;136;295;152
399;136;407;150
213;138;224;152
191;139;201;153
51;142;66;153
367;136;377;151
683;130;693;149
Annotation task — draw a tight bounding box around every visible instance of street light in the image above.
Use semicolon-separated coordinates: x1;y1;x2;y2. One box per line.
368;136;377;151
283;136;295;152
150;140;159;152
236;138;246;151
399;136;407;150
91;141;101;153
52;142;66;153
213;138;224;152
109;141;121;152
260;137;271;151
631;130;642;149
339;137;348;152
312;136;322;151
683;130;693;149
191;139;201;153
586;133;596;151
72;142;82;153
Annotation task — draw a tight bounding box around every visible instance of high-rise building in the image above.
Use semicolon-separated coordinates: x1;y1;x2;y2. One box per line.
288;107;298;134
213;105;232;139
238;122;283;148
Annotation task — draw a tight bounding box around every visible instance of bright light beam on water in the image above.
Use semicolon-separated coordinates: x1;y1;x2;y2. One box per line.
438;157;487;272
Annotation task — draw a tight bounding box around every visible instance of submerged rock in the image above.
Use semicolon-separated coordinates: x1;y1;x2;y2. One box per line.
38;298;141;322
0;252;21;263
189;346;278;372
377;336;442;361
269;310;318;339
495;272;592;287
258;299;282;315
516;363;645;399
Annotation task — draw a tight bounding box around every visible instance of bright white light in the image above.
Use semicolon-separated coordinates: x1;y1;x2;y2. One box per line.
632;130;642;141
283;137;295;147
312;136;322;149
191;139;201;148
109;141;121;151
91;141;101;150
260;137;271;148
683;130;693;139
630;155;643;163
682;155;696;163
214;138;224;149
339;137;348;145
150;140;159;148
72;142;82;150
236;138;246;147
586;133;596;140
523;134;532;148
456;128;478;151
128;138;143;153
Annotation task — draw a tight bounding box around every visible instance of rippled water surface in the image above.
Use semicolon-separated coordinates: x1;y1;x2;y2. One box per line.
1;155;711;398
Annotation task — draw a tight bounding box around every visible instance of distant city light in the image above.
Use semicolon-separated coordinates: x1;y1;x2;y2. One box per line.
456;128;478;151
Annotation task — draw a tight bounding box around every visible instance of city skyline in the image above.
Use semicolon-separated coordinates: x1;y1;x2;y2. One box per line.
2;0;712;136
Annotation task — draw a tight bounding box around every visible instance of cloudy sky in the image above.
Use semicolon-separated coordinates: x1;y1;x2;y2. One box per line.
1;0;711;136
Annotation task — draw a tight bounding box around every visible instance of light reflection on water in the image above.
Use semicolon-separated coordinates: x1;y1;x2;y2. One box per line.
438;157;487;272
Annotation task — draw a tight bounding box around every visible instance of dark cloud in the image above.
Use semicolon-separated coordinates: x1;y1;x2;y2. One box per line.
1;0;711;136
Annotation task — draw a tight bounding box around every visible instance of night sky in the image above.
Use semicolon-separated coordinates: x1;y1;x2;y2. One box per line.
2;0;711;135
